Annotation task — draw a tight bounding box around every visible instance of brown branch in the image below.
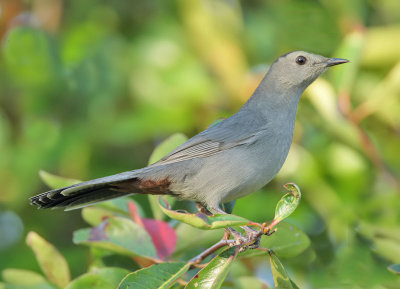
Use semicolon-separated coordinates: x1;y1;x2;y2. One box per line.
189;239;235;266
188;221;280;267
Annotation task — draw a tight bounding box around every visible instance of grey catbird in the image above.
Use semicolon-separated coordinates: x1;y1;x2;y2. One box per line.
30;51;348;216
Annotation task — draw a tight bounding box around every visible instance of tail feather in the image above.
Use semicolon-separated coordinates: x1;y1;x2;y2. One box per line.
30;170;172;210
32;187;132;210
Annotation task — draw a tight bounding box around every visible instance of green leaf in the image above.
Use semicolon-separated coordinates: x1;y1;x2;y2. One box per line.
148;133;188;165
82;199;143;226
186;247;239;289
97;198;145;216
39;170;81;189
356;222;400;242
149;195;177;221
73;216;158;259
65;267;129;289
356;222;400;263
272;183;302;227
388;264;400;275
240;222;310;259
372;238;400;264
233;276;270;289
148;133;188;220
158;197;251;229
118;262;190;289
81;207;118;226
25;232;70;288
2;269;56;289
174;224;224;256
269;252;298;289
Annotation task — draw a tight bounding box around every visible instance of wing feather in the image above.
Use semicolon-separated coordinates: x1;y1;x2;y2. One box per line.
150;112;271;166
152;131;263;166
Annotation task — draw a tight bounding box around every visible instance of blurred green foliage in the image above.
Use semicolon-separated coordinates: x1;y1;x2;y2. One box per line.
0;0;400;288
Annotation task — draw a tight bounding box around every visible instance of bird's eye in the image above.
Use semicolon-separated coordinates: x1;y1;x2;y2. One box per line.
295;56;307;65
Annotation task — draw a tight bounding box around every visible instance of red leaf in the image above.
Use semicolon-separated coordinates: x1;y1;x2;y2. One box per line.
128;201;144;227
142;218;177;260
128;201;177;260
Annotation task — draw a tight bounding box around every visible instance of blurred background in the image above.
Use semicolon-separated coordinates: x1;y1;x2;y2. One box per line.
0;0;400;288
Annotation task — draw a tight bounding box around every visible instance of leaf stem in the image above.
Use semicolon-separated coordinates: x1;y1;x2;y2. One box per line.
256;247;272;254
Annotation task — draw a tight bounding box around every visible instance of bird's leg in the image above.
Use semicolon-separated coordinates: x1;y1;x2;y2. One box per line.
195;202;213;216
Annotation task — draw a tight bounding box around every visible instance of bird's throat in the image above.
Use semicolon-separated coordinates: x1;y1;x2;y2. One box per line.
242;78;303;124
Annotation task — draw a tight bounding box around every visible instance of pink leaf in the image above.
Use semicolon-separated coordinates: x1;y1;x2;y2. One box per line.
128;201;144;227
142;218;177;260
128;201;177;260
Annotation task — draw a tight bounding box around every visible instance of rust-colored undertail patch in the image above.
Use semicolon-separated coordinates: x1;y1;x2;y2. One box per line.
111;177;171;195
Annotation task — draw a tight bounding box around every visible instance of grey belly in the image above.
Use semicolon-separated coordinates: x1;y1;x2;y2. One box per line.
170;141;291;207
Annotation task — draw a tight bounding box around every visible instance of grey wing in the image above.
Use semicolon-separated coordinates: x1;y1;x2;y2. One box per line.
151;118;267;166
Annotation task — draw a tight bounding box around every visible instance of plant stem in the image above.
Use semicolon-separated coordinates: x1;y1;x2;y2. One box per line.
189;239;235;266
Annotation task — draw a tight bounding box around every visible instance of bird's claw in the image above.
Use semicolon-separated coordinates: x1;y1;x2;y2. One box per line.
226;228;247;247
227;228;262;251
227;222;277;252
244;229;262;249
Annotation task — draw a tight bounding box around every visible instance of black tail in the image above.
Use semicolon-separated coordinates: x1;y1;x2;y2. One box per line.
30;170;172;210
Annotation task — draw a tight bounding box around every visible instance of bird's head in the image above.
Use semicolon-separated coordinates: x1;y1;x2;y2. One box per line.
269;51;349;90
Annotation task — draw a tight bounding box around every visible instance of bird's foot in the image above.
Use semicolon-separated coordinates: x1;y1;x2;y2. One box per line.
226;227;263;252
246;230;262;249
242;226;262;250
226;228;247;248
195;202;214;216
209;207;277;251
229;223;278;252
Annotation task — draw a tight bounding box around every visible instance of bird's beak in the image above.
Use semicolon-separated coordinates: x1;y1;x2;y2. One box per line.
325;58;350;67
